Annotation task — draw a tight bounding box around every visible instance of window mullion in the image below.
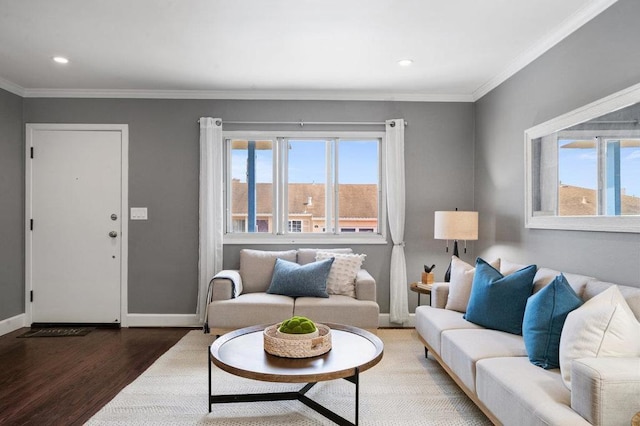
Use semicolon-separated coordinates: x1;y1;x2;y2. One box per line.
277;138;286;235
597;137;606;216
325;139;334;234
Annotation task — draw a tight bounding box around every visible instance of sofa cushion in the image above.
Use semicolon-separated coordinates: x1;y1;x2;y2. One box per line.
239;249;297;293
584;280;640;320
532;267;592;297
499;258;529;275
441;329;527;393
207;293;295;330
297;248;353;265
267;258;333;298
315;251;365;298
464;258;536;335
476;357;590;426
559;285;640;389
445;256;500;313
522;274;583;369
294;295;379;329
414;305;483;355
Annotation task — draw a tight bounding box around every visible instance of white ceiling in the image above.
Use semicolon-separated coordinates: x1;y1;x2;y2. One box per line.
0;0;617;101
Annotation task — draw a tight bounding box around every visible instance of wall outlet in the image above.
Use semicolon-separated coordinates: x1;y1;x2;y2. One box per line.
130;207;148;220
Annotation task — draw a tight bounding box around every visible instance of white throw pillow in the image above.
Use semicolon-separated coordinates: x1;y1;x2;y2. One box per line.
315;252;366;298
445;256;500;313
559;285;640;390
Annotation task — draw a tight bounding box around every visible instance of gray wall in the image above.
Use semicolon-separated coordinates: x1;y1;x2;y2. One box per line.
20;99;475;316
0;88;24;321
475;0;640;287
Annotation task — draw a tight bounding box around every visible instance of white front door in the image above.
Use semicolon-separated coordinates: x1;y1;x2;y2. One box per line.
26;124;128;325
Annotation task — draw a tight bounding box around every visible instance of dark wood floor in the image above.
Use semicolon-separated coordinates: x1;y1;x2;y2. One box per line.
0;326;190;426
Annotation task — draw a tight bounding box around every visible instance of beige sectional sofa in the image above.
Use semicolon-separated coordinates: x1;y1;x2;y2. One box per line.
415;259;640;426
205;248;379;335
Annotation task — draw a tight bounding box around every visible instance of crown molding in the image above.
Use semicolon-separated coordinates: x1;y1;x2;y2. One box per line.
472;0;619;101
22;88;474;102
3;0;617;104
0;76;25;97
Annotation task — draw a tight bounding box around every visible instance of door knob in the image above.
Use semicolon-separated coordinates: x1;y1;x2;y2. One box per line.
109;231;118;238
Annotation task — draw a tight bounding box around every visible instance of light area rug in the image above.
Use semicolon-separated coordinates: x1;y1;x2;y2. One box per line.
86;329;490;425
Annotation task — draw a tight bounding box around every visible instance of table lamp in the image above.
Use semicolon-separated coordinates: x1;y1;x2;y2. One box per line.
434;210;478;282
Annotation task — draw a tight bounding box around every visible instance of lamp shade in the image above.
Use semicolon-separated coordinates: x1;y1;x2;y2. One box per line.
434;211;478;241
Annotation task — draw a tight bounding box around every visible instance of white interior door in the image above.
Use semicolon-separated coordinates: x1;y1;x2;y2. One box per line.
26;124;128;325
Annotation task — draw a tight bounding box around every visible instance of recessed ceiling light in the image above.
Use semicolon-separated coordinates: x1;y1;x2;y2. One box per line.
397;59;413;67
53;56;69;64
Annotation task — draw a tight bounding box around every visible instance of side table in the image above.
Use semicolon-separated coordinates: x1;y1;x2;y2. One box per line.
410;282;432;307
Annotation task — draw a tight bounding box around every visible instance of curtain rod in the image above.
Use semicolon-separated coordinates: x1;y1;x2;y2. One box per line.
197;119;406;126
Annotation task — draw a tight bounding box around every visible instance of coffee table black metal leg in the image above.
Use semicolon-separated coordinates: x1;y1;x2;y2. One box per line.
355;367;359;425
208;365;361;425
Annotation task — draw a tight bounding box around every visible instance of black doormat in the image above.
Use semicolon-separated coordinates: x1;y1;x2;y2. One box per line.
17;327;94;338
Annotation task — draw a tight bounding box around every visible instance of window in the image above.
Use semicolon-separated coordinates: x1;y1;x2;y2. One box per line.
288;220;302;232
553;134;640;217
224;131;385;242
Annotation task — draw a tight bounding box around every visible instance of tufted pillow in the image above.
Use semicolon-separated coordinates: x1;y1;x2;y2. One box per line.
239;249;298;293
446;256;500;313
315;251;366;298
464;258;537;335
266;258;334;298
559;285;640;390
522;274;583;369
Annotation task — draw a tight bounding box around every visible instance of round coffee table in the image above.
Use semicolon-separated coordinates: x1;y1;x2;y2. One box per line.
208;323;383;425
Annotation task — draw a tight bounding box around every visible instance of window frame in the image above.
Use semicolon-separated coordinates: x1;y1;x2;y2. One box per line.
524;81;640;233
223;130;388;244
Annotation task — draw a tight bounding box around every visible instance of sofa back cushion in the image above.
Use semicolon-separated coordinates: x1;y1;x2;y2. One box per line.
584;280;640;321
297;248;353;265
239;249;298;293
532;267;592;297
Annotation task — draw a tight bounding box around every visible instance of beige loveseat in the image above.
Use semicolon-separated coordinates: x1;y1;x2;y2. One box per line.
415;259;640;426
205;248;379;335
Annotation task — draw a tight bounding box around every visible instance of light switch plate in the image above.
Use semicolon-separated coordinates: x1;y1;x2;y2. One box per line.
130;207;148;220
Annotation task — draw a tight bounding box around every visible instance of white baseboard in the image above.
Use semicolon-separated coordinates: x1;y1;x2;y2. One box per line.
0;313;27;336
378;313;415;328
126;314;201;328
3;312;411;331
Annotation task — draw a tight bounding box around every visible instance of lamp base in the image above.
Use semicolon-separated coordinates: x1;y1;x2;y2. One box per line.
443;241;459;282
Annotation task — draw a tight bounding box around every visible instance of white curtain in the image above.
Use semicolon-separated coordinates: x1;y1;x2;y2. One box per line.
385;118;409;324
197;117;224;324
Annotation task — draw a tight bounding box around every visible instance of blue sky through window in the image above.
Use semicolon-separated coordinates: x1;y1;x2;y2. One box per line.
232;139;378;184
558;139;640;197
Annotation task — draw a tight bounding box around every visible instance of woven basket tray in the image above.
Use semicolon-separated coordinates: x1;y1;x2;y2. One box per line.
263;323;332;358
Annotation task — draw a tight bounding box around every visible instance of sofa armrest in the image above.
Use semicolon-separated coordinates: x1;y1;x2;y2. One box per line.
430;282;449;309
355;269;376;302
571;357;640;426
209;270;243;301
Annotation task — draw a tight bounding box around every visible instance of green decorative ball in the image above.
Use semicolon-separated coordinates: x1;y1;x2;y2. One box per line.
278;316;317;334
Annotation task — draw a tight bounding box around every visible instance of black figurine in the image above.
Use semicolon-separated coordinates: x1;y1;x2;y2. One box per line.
424;264;435;273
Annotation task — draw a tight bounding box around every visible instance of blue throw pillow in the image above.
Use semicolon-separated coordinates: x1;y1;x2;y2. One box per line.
522;274;583;369
464;258;536;335
266;258;334;298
